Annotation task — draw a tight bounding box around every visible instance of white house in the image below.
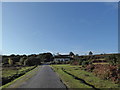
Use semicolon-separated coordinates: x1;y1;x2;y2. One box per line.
54;55;71;62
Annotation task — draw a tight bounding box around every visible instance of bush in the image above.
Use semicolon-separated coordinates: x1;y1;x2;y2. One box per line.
78;59;83;65
24;57;41;66
93;64;120;83
72;61;79;65
83;64;120;84
82;61;89;66
8;58;14;66
106;54;119;65
85;64;95;72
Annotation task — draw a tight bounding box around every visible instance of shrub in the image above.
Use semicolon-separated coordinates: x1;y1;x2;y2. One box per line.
106;54;119;65
72;61;79;65
8;58;13;66
85;64;95;72
82;61;89;66
20;57;27;65
93;64;120;83
78;59;83;65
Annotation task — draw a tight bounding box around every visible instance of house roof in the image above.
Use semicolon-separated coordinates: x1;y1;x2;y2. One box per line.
54;55;71;58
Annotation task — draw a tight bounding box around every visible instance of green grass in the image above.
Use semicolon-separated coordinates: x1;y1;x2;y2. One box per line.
1;66;39;89
2;66;35;78
51;64;119;88
2;66;36;87
51;65;91;88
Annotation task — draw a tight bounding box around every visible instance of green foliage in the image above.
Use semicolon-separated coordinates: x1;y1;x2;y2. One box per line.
74;55;79;61
117;54;120;64
23;56;41;66
8;58;13;66
69;52;74;56
106;54;119;65
51;65;91;88
70;60;74;64
23;59;28;66
20;57;27;65
2;66;36;85
2;58;8;65
2;53;53;66
37;53;53;62
52;65;119;88
82;60;89;66
89;51;93;55
78;58;83;65
71;54;89;65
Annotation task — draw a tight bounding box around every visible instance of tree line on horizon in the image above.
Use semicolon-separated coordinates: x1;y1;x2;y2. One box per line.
2;51;120;67
2;52;53;66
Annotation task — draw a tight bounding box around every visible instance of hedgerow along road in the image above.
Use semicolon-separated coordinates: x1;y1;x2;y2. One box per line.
18;65;67;88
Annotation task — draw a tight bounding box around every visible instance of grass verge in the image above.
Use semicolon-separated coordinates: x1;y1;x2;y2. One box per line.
51;64;119;89
51;65;91;88
1;65;40;89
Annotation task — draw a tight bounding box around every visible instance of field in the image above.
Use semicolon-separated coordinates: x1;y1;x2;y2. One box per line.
2;66;36;85
51;64;119;89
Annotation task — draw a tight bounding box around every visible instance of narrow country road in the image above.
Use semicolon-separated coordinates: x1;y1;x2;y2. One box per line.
18;65;67;88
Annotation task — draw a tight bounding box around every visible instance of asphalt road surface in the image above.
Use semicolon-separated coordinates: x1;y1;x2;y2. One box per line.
18;65;67;88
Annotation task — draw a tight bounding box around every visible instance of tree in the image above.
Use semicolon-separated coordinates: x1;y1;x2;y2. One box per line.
38;53;53;62
11;56;20;62
20;57;27;65
10;54;15;57
2;57;8;65
89;51;93;55
23;56;41;66
82;60;89;66
8;58;13;66
24;59;28;66
69;52;74;56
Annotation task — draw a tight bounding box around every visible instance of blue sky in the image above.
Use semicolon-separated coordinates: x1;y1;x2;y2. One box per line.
2;2;118;55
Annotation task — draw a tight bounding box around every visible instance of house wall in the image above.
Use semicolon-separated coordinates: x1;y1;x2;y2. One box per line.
54;58;70;61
